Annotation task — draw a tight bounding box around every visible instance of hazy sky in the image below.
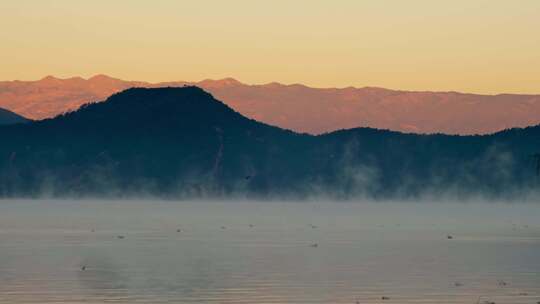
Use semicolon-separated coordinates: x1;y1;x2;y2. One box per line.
1;0;539;94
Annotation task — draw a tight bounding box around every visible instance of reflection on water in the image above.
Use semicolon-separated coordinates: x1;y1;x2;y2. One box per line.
0;200;539;303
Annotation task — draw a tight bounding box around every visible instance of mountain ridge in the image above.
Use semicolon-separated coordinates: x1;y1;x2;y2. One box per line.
5;74;538;96
1;75;540;135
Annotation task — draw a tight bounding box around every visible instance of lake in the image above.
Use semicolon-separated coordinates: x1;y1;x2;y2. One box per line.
0;200;539;304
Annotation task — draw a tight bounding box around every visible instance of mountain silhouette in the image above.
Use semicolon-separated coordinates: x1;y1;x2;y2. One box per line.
0;87;539;199
0;107;29;125
1;75;540;135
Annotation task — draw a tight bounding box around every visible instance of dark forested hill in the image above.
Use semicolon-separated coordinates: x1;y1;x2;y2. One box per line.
0;107;29;125
0;87;539;199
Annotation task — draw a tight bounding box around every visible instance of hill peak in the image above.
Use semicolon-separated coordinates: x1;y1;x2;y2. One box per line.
39;75;61;82
114;86;211;98
88;74;120;82
81;86;227;117
198;77;243;88
42;86;275;143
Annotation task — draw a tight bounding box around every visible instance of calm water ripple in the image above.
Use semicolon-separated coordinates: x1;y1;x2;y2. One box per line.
0;200;539;304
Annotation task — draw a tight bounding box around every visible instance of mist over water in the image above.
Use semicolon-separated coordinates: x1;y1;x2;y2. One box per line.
0;199;539;304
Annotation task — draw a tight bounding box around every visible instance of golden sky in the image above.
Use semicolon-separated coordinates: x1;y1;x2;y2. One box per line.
1;0;539;94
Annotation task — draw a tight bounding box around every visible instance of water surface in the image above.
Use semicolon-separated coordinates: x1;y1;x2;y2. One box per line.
0;200;539;304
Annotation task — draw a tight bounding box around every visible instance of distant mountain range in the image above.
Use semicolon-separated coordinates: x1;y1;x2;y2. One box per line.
0;87;538;199
1;75;540;135
0;107;29;125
